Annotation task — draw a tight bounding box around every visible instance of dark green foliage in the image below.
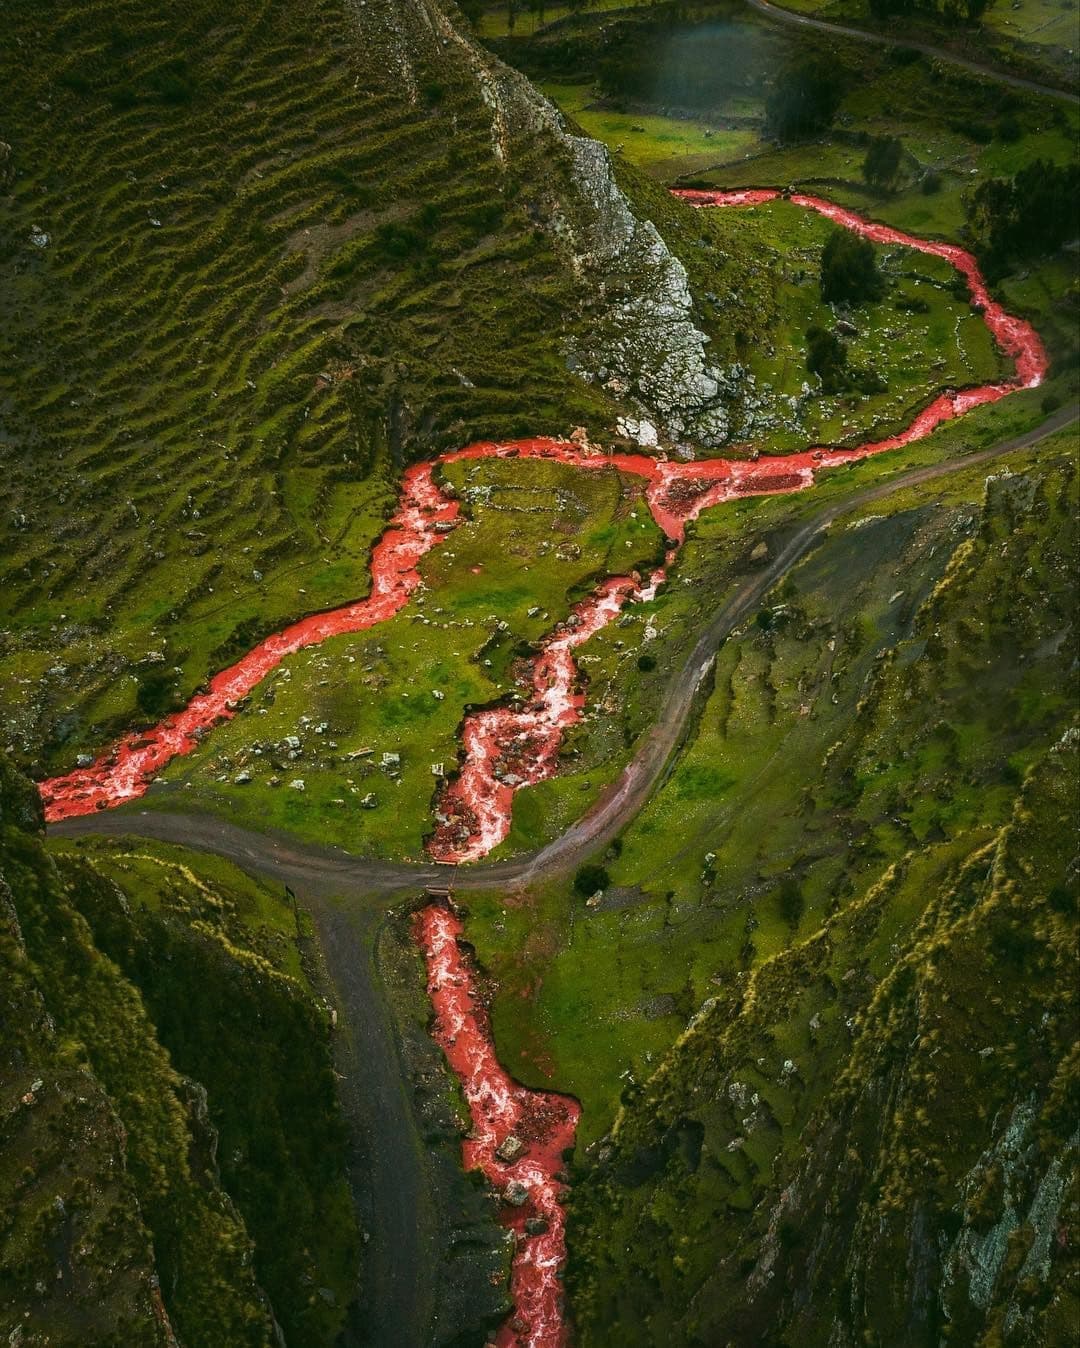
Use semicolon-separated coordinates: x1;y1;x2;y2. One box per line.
765;61;843;142
0;759;274;1344
862;135;903;190
637;652;657;672
869;0;994;23
820;229;885;305
134;666;177;718
966;160;1080;273
806;325;849;394
574;862;611;897
67;859;359;1347
806;325;886;396
0;755;358;1345
776;876;805;927
996;113;1023;143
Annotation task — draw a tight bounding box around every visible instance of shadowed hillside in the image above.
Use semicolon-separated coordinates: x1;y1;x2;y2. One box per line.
0;756;357;1344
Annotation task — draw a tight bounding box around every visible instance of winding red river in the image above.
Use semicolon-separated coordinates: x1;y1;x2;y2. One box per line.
416;904;579;1347
37;193;1047;1347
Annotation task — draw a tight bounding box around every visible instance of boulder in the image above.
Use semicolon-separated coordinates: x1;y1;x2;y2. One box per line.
496;1135;525;1163
502;1180;529;1207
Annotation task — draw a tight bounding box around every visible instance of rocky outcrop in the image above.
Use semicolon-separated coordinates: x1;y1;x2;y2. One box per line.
352;0;740;446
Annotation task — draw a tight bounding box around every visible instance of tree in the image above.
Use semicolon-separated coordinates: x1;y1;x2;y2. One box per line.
863;136;903;191
820;229;884;305
764;61;843;143
806;326;849;394
966;159;1080;274
574;862;610;897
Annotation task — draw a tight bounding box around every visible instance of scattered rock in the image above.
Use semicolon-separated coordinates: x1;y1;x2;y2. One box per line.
496;1135;525;1163
503;1180;530;1207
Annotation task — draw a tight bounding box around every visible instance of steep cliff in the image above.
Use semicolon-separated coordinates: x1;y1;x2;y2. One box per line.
0;757;357;1345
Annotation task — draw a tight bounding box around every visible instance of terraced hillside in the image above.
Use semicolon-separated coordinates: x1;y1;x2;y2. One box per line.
1;0;761;777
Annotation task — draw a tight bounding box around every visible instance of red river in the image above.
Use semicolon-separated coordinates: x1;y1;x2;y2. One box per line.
37;193;1047;1346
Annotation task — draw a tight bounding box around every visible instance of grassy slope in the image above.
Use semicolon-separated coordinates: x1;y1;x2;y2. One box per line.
567;735;1079;1346
0;756;358;1346
0;0;631;773
464;439;1077;1130
451;443;1077;1342
133;456;664;854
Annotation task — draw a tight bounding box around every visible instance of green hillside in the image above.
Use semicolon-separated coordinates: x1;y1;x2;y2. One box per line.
454;443;1078;1342
0;0;755;775
0;757;357;1343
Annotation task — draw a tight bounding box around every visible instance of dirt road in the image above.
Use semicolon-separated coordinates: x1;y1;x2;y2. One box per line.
52;402;1079;893
48;402;1077;1348
745;0;1079;105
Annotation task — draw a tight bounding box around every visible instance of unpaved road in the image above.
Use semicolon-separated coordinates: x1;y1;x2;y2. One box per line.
52;402;1080;892
745;0;1080;105
49;402;1078;1347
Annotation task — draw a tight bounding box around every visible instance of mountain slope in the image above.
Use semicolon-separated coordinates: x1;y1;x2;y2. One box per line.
0;0;746;775
0;757;357;1345
563;453;1079;1345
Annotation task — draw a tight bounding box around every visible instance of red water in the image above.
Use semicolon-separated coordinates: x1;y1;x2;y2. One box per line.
39;192;1045;828
416;903;579;1348
37;193;1050;1344
39;463;459;820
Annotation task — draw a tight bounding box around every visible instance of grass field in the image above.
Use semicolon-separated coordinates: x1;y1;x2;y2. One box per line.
457;433;1077;1147
130;458;664;856
540;81;759;176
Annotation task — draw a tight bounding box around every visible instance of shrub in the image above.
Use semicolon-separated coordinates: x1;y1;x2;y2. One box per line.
573;862;610;897
806;325;849;394
820;229;884;305
135;668;177;718
966;160;1080;268
637;653;657;672
863;136;903;191
765;61;843;143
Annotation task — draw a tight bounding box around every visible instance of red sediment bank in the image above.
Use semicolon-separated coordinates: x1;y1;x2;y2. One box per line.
416;903;579;1348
